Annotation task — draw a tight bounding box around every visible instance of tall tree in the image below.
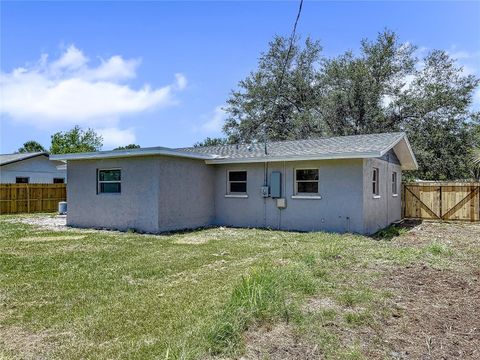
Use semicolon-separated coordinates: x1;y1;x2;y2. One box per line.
223;36;323;143
17;140;46;153
396;50;480;180
318;30;416;135
220;29;480;180
50;126;103;154
114;144;141;150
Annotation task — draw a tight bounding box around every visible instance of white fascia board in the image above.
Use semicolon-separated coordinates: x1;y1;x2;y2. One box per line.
379;133;418;171
204;151;382;164
50;149;216;161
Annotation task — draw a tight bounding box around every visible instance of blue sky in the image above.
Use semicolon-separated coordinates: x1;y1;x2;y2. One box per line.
1;1;479;153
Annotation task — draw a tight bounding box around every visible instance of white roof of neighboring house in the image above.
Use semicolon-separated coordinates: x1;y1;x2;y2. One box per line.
0;152;49;166
50;132;418;170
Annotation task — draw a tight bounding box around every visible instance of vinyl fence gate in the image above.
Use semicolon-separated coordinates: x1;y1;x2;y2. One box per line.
403;182;480;221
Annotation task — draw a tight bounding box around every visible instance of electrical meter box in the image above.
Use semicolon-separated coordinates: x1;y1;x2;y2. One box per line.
261;186;269;197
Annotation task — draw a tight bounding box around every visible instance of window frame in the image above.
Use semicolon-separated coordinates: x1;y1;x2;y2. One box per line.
53;178;65;184
226;170;248;197
97;168;122;195
372;167;380;198
293;168;320;197
15;177;29;184
392;171;398;197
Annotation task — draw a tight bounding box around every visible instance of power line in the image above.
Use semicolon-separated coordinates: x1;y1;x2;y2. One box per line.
257;0;303;150
276;0;303;94
261;0;304;147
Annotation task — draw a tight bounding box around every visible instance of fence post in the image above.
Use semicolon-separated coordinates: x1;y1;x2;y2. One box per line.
439;185;442;219
11;185;17;214
27;184;30;213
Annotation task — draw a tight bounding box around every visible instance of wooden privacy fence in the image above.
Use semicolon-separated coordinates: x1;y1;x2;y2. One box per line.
0;184;66;215
403;182;480;221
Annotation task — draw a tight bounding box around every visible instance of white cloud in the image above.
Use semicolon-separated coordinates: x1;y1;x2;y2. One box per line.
85;56;140;81
174;73;188;90
200;105;226;133
51;45;88;71
97;127;136;148
0;45;187;128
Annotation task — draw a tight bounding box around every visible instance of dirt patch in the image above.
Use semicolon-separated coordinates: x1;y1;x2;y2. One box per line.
372;265;480;359
302;297;339;313
19;235;86;242
242;322;320;360
394;220;480;251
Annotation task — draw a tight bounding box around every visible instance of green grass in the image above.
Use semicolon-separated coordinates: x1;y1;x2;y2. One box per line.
0;216;463;359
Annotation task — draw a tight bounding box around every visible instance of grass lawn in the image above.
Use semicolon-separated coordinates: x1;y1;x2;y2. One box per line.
1;215;479;359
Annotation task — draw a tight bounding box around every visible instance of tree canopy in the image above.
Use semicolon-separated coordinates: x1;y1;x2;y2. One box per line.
215;29;480;180
50;126;103;154
17;140;46;153
114;144;141;150
193;137;228;147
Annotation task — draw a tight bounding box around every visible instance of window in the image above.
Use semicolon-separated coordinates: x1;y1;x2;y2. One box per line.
392;172;398;196
372;167;380;197
295;169;319;194
98;169;121;194
227;170;247;194
53;178;65;184
16;177;29;184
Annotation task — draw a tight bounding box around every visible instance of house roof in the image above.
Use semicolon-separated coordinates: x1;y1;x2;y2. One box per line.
0;152;49;166
50;132;418;170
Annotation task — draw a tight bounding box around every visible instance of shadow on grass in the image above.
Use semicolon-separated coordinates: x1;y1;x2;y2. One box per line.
373;219;422;240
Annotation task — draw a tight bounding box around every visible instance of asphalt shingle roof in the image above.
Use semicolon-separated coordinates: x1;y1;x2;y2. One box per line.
50;132;416;169
0;152;48;166
177;132;405;161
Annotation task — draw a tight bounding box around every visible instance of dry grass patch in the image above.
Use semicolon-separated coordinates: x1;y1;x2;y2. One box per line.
243;322;320;360
19;235;86;242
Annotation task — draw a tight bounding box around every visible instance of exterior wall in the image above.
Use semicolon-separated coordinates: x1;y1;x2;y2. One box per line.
66;154;403;235
0;156;66;183
157;156;215;231
66;156;215;233
362;155;402;234
213;159;365;233
66;157;161;233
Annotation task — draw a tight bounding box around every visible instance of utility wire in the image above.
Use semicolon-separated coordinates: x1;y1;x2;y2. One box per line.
261;0;304;146
276;0;303;95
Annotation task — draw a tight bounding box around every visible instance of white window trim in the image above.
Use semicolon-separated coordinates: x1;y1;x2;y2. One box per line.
97;168;121;194
372;167;380;198
291;195;322;200
226;169;248;195
294;168;320;197
392;171;398;197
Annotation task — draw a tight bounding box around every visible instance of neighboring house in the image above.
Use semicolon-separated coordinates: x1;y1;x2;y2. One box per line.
51;132;417;234
0;152;67;184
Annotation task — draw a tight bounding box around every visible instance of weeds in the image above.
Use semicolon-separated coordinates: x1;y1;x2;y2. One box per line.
374;224;408;240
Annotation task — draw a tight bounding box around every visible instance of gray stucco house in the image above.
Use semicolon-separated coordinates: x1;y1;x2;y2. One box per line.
51;132;417;235
0;152;67;184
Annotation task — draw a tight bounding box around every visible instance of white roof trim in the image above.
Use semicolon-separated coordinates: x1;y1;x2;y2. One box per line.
50;148;218;161
383;135;418;171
